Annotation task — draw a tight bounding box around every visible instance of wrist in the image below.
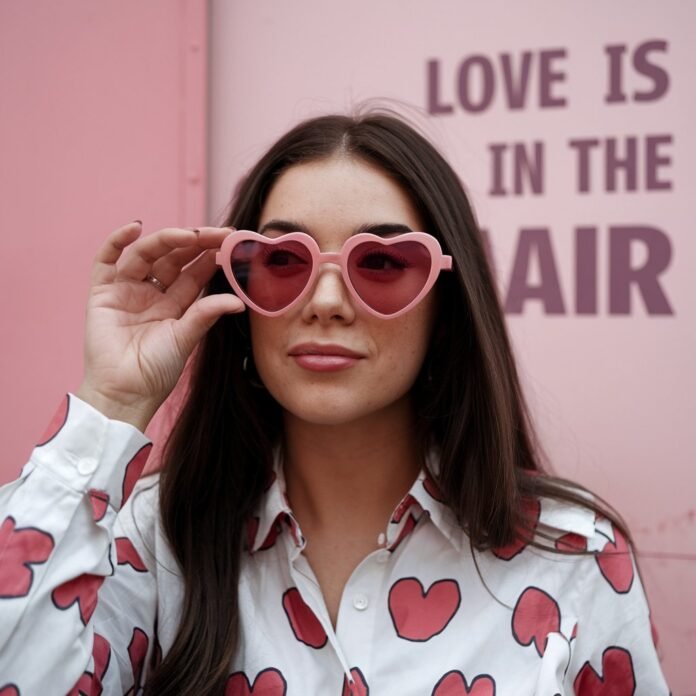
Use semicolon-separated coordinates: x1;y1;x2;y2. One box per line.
74;384;156;432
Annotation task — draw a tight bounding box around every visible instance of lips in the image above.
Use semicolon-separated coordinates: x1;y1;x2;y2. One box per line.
288;343;365;358
288;342;366;373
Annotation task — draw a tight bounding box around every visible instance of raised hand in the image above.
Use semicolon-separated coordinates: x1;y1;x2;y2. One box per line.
76;221;245;430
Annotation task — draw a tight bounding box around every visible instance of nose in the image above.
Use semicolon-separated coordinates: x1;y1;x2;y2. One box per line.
300;263;356;324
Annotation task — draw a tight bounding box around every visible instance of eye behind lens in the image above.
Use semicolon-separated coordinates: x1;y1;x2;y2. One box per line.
351;243;410;271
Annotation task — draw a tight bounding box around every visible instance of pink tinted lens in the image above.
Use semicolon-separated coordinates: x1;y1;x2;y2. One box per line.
347;240;432;314
230;239;312;311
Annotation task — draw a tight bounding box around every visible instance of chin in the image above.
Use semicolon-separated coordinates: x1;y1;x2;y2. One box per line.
289;410;365;427
276;387;413;429
280;398;374;427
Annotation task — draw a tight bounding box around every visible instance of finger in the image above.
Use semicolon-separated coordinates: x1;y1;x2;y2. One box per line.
149;246;206;288
194;226;235;247
148;228;232;288
91;221;143;286
117;227;200;282
165;249;224;312
171;293;246;358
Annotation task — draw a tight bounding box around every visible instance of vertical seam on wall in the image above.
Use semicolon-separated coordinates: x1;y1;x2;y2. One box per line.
178;0;185;225
180;0;208;227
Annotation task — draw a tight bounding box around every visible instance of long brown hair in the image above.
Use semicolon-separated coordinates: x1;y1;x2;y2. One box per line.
144;109;628;694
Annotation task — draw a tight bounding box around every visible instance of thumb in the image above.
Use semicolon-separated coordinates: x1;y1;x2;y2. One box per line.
172;293;246;357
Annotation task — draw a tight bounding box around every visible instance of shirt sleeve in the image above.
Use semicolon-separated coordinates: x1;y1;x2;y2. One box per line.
566;516;671;695
0;393;159;694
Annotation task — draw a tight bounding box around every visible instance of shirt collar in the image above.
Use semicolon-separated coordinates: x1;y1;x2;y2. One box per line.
247;447;304;553
247;444;464;555
537;490;597;539
389;445;465;552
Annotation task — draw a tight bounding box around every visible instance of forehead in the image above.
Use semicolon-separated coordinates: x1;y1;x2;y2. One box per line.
258;157;424;237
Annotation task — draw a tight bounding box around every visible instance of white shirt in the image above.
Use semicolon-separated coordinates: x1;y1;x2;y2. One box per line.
0;394;670;695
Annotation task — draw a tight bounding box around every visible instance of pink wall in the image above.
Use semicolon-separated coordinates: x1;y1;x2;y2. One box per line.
0;0;207;470
208;1;694;692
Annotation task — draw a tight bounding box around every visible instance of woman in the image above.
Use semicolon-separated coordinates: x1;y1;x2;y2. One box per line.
0;111;668;694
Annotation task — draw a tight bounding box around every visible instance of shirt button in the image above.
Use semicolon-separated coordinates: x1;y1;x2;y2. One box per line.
352;593;369;611
77;457;98;475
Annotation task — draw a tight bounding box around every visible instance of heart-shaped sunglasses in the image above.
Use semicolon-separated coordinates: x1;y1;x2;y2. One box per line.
215;230;453;318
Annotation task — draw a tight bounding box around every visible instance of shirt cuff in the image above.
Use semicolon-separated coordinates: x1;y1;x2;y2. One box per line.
30;393;153;511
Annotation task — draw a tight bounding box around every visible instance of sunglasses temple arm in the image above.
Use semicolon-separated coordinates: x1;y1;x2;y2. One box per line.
441;255;453;271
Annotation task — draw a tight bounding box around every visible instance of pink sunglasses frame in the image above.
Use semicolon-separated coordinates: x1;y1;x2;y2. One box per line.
215;230;453;319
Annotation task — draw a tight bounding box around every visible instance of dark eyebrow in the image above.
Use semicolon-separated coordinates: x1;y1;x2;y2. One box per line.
354;223;415;237
259;219;414;237
259;220;310;235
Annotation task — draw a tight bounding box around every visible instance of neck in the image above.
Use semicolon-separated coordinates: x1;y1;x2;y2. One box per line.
281;396;424;535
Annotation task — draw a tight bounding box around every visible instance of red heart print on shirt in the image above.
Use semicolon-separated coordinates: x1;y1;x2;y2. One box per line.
596;525;634;594
388;513;418;553
122;443;152;506
88;490;110;522
0;516;54;598
0;685;20;696
431;671;496;696
246;516;281;552
512;586;561;657
128;627;149;690
342;667;369;696
388;577;461;641
282;587;328;648
391;494;418;523
36;394;70;446
116;537;148;572
574;646;635;695
423;475;445;502
52;574;104;625
67;633;111;696
226;668;287;696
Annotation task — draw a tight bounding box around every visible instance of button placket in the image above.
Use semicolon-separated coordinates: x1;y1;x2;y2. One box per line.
334;548;392;680
289;552;355;680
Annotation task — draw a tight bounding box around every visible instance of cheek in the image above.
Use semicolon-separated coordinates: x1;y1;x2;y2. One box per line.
379;307;435;377
407;293;437;350
248;315;284;376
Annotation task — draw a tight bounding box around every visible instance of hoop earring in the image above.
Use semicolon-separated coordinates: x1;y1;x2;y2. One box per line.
242;350;266;389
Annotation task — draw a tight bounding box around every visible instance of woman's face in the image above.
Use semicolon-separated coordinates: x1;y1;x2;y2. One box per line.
248;155;437;427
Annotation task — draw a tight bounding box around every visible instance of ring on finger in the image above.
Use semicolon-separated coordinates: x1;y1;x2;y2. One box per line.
144;273;168;293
